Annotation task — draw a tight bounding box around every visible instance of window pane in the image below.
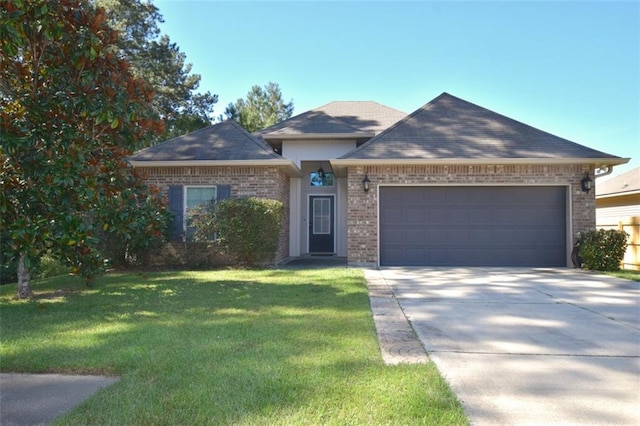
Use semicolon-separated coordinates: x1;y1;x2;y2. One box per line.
313;198;330;234
310;172;334;187
185;186;217;241
186;187;217;209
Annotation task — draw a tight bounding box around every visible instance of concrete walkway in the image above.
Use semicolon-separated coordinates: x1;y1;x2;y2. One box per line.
0;373;118;425
367;267;640;426
365;269;429;364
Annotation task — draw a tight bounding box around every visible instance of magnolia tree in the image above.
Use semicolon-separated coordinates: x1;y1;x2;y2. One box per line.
0;0;169;298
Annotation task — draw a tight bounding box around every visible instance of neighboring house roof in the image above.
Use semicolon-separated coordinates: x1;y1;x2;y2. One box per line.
596;167;640;198
259;101;406;139
128;120;300;175
336;93;627;165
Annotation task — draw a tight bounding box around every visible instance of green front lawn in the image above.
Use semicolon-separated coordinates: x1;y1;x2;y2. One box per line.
0;269;467;425
605;269;640;282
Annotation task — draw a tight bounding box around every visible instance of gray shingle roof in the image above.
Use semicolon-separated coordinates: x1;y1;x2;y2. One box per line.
341;93;623;161
129;120;280;162
258;110;366;136
596;167;640;197
260;101;406;137
314;101;407;134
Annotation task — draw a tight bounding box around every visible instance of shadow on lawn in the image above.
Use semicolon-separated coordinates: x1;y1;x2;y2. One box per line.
0;269;372;369
1;269;413;423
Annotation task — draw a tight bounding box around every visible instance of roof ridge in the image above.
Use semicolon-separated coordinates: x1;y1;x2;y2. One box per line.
340;92;623;161
259;109;367;136
339;93;448;159
226;119;280;158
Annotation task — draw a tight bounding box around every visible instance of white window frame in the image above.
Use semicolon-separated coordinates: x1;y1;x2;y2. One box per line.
312;197;332;235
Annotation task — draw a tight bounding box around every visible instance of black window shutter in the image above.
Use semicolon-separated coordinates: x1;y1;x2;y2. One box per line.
168;186;184;241
217;184;231;201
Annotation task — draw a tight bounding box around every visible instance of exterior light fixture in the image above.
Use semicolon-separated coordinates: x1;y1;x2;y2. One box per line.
317;164;325;180
362;174;371;192
581;172;593;193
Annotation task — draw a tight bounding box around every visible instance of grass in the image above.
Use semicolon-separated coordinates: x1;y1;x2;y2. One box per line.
0;269;468;425
605;269;640;281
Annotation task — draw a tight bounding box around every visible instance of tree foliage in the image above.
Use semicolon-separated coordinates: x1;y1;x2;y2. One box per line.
224;82;294;132
0;0;169;297
96;0;218;141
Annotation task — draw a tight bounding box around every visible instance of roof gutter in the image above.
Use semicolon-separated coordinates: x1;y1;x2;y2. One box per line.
330;157;630;167
261;132;375;140
128;159;302;177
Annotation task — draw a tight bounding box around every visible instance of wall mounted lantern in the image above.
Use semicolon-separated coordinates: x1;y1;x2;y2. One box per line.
362;174;371;192
581;172;593;193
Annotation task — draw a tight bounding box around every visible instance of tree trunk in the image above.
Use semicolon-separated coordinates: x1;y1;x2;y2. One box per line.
17;253;33;299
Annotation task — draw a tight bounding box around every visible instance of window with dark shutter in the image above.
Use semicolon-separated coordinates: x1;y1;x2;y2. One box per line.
168;185;232;242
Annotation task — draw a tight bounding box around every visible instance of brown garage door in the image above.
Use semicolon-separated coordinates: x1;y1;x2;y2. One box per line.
380;186;567;267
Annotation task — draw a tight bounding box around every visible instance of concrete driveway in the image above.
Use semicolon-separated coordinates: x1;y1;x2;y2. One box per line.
378;268;640;425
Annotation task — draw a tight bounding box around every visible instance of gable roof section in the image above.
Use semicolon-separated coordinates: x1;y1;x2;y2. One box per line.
314;101;407;134
128;120;300;174
596;167;640;198
259;101;406;139
257;110;370;139
337;93;627;165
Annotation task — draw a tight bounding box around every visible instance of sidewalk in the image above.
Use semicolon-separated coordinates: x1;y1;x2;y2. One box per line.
0;373;118;425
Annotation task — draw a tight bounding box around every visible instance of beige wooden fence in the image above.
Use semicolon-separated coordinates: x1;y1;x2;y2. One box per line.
597;216;640;270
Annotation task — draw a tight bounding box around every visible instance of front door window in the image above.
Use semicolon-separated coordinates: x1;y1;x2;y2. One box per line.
309;196;334;253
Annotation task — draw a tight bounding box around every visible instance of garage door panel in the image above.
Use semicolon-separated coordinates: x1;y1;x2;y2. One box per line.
424;189;448;204
404;208;425;224
448;228;471;242
427;228;447;243
471;229;492;243
428;208;448;223
472;209;494;225
492;209;517;224
403;229;426;244
447;209;470;225
403;249;425;265
380;186;566;267
380;228;401;245
384;207;403;223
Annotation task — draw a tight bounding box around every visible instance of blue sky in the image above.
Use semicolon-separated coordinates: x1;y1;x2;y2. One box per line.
154;0;639;176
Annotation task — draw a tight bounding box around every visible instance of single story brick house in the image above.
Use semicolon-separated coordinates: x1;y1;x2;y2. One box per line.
129;92;629;267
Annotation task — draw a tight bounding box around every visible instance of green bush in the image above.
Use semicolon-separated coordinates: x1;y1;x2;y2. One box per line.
1;253;17;285
579;228;629;271
33;252;70;279
216;198;283;266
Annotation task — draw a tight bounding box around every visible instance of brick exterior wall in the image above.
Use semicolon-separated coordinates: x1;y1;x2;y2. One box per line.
347;164;595;266
140;166;290;264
